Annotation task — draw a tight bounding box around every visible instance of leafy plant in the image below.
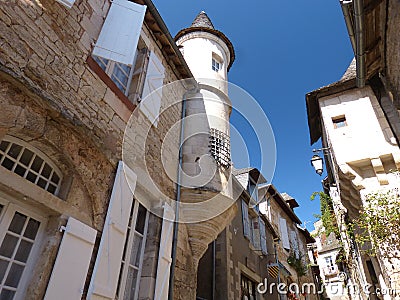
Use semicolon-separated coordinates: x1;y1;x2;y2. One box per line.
287;252;307;277
352;189;400;262
311;191;340;238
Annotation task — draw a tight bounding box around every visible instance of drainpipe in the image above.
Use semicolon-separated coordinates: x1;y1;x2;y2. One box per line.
168;82;198;300
274;240;282;300
340;0;356;53
354;0;366;87
212;240;216;300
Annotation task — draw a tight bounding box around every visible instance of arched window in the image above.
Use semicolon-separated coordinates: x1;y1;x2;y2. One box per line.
0;136;63;195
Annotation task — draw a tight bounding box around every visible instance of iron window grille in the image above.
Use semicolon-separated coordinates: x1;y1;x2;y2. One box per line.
209;128;231;168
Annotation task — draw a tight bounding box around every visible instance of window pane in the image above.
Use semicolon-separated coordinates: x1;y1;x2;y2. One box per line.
9;212;27;234
2;157;15;171
19;149;34;166
51;173;60;185
31;156;44;173
93;55;109;71
26;171;37;184
4;263;24;288
0;234;18;258
14;165;26;177
122;228;130;262
24;219;40;240
41;163;52;179
0;141;10;152
130;234;142;268
37;178;47;189
123;267;138;300
14;240;33;263
135;204;146;234
0;289;15;300
7;144;22;159
0;259;8;281
47;184;57;195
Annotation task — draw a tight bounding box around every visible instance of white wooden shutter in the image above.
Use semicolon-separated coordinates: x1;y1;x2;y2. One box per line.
55;0;75;8
251;218;261;250
88;161;137;299
241;200;251;239
279;217;290;250
44;217;97;300
92;0;146;66
154;202;175;300
290;230;300;258
259;217;268;255
140;51;165;126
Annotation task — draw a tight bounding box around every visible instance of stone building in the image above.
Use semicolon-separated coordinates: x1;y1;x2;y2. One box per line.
311;220;348;300
196;168;280;300
0;1;237;299
306;58;400;299
337;0;400;143
259;186;317;300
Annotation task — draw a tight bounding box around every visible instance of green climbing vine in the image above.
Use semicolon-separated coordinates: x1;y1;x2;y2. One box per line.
311;191;339;238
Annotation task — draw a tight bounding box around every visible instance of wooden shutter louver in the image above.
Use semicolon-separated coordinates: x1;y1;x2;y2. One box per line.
259;217;268;255
290;230;300;258
154;202;175;300
140;51;165;126
92;0;146;66
279;217;290;250
241;200;251;239
87;161;137;299
44;217;97;300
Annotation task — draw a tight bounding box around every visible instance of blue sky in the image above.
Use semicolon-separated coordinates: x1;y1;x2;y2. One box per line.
152;0;354;230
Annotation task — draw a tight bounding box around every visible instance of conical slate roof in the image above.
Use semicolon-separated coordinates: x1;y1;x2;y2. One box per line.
191;11;214;29
175;11;235;71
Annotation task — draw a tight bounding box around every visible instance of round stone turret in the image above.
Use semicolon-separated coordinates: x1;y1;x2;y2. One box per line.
175;11;235;93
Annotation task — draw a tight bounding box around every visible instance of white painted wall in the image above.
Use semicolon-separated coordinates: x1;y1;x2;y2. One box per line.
319;86;400;191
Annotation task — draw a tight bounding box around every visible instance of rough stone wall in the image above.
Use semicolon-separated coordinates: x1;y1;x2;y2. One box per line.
386;0;400;106
174;223;198;300
0;0;189;299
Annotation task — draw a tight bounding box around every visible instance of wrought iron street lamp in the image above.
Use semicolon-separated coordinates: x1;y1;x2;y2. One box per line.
310;154;324;175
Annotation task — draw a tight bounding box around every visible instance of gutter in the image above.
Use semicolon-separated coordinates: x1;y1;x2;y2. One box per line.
340;0;356;53
340;0;365;87
142;0;193;79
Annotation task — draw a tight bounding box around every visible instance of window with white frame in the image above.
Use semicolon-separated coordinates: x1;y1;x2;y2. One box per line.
92;0;149;104
211;58;221;72
0;199;46;299
325;256;334;270
211;53;223;72
116;199;149;300
0;136;62;196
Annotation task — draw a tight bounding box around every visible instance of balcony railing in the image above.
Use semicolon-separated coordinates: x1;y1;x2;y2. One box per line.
323;265;339;276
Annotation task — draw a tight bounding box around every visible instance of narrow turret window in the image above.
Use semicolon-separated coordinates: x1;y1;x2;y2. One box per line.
211;53;223;72
212;58;221;72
